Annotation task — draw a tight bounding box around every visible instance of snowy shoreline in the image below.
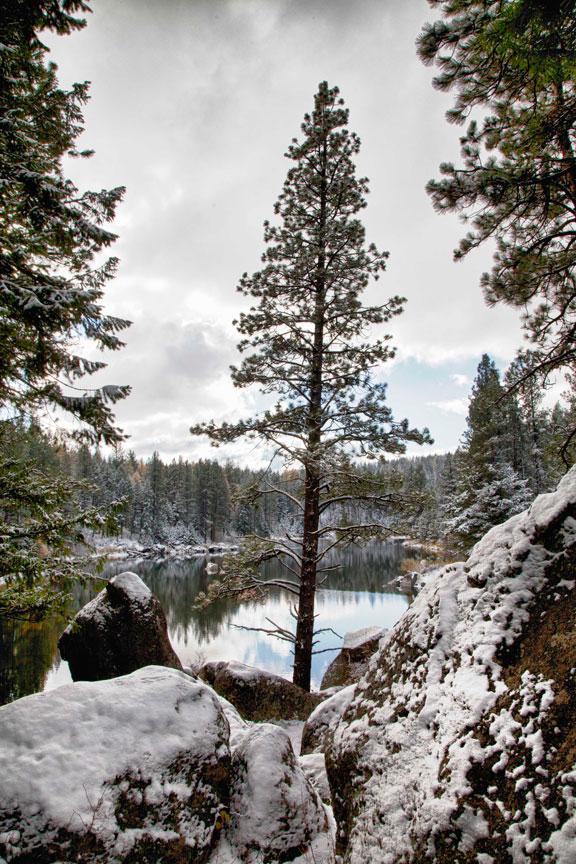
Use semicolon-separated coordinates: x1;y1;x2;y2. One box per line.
91;533;420;566
90;537;243;564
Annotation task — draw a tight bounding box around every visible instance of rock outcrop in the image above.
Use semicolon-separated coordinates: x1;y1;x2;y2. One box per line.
58;571;183;680
320;626;385;689
199;660;324;721
0;666;229;863
326;468;576;863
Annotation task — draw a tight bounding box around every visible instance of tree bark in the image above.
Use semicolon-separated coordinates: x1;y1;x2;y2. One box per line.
292;467;320;691
292;129;328;692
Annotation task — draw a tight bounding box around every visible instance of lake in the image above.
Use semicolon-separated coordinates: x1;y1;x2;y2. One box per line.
0;541;413;704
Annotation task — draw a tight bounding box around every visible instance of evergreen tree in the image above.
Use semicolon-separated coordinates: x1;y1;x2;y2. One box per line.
0;0;130;443
191;82;430;690
444;457;532;551
192;460;231;543
146;452;166;541
463;355;512;471
0;421;122;618
505;351;551;493
419;1;576;425
0;2;129;617
443;355;532;551
542;375;576;479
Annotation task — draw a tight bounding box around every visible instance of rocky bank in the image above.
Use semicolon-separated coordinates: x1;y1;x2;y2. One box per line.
0;666;332;863
326;466;576;863
2;468;576;863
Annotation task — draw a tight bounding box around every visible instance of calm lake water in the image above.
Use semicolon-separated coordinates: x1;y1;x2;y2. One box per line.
0;541;412;704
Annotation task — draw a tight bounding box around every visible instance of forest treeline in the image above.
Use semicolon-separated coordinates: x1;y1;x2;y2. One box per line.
5;353;574;553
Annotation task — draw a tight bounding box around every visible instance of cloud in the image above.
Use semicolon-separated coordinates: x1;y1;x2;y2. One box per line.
451;373;469;387
427;398;469;417
44;0;530;458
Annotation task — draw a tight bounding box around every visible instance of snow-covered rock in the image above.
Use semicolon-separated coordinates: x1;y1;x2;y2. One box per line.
217;693;249;752
58;571;183;680
0;666;230;862
320;626;386;689
199;660;324;721
228;723;332;863
301;683;356;755
327;467;576;863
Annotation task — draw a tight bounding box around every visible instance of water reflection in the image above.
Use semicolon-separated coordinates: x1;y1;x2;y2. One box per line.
0;581;102;705
0;542;411;702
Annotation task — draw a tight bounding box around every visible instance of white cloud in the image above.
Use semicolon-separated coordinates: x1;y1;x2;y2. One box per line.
450;373;469;387
427;398;469;417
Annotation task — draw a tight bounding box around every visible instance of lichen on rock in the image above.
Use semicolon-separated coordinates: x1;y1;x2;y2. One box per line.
320;626;385;690
198;660;324;722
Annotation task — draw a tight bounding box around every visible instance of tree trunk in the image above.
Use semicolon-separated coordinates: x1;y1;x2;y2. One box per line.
292;468;320;691
292;128;328;692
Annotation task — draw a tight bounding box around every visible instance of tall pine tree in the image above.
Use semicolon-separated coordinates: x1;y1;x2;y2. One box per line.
191;82;430;690
418;1;576;441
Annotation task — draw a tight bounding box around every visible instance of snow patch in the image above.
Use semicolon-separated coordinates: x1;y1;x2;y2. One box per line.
108;570;151;603
342;626;385;651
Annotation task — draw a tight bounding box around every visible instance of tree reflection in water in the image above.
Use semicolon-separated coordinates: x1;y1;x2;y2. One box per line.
0;581;104;705
1;541;412;702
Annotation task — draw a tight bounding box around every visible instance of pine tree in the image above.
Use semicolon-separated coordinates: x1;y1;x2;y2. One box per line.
544;400;576;483
0;421;123;618
463;355;511;472
505;351;551;493
192;460;231;543
0;1;130;444
0;2;129;617
443;355;532;551
191;82;430;690
418;1;576;425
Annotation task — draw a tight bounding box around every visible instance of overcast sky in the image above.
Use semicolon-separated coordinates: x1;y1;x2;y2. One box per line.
46;0;529;464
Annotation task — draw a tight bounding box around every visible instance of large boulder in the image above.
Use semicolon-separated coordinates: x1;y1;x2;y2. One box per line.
58;571;183;680
301;683;356;755
320;625;385;689
198;660;324;721
228;723;333;863
327;467;576;863
0;666;230;863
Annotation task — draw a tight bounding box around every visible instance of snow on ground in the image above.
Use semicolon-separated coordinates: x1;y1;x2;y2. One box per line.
91;536;241;562
273;718;305;754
